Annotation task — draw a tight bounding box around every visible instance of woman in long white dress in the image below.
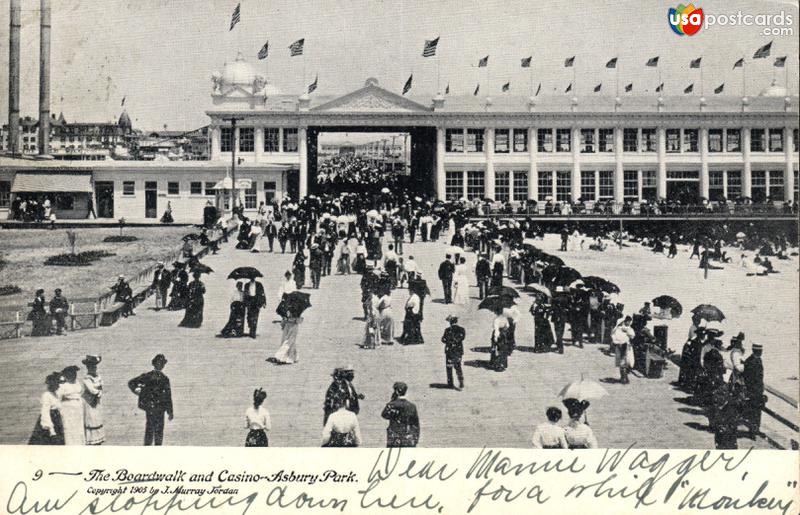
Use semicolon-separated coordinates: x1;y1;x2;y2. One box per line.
377;289;394;343
452;257;470;305
273;309;303;364
57;365;85;445
81;355;105;445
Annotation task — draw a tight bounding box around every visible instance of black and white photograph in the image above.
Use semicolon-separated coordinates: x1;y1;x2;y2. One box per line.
0;1;798;507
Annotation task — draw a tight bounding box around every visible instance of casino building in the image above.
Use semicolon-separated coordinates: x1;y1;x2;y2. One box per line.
1;52;799;222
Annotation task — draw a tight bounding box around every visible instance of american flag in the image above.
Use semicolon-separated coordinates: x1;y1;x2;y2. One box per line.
308;74;318;94
656;82;664;93
593;83;602;92
774;56;786;68
690;57;701;69
502;82;510;92
445;83;450;94
714;83;724;94
229;3;241;31
733;58;744;69
564;56;575;67
478;56;489;67
753;41;772;59
289;38;304;57
521;56;532;68
422;37;439;57
646;56;659;67
257;41;269;60
625;83;633;92
605;57;617;69
402;74;413;95
684;83;694;94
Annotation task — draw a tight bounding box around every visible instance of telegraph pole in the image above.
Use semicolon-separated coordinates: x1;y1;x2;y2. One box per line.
223;116;243;211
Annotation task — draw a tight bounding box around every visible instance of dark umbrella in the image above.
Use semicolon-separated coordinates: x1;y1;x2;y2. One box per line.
542;266;582;287
582;276;621;294
284;291;312;316
409;278;430;298
653;295;683;318
538;254;565;267
488;286;520;298
182;234;200;241
478;295;516;312
529;290;550;303
691;304;725;322
227;267;264;280
190;263;213;274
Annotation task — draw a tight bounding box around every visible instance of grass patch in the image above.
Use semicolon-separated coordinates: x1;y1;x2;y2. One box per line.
44;250;116;267
102;235;140;243
0;285;21;296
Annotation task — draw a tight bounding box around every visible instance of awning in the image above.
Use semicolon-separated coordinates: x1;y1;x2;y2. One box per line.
11;171;93;193
212;178;252;190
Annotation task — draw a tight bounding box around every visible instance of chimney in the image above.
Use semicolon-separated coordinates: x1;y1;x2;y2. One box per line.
38;0;52;157
7;0;21;156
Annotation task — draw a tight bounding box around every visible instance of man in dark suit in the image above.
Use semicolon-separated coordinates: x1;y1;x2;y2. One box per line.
264;222;277;252
203;201;219;229
151;262;169;310
742;343;765;439
309;244;324;289
128;354;173;446
441;315;465;389
243;278;267;338
438;254;455;304
381;382;420;447
475;254;491;300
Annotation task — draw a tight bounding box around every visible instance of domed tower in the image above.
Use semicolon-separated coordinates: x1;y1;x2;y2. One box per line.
118;110;132;131
211;52;280;109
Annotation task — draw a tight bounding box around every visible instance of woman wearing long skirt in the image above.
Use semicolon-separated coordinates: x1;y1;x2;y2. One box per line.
29;289;50;337
491;313;511;371
179;271;206;328
321;395;362;447
378;290;394;344
353;240;367;275
361;294;379;349
400;290;423;345
220;282;246;337
531;302;555;353
81;355;105;445
452;257;470;305
57;366;85;445
337;240;351;275
273;311;303;364
29;372;64;445
244;388;271;447
292;252;306;290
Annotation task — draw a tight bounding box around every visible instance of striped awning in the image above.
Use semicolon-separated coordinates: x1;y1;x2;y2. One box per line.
11;171;93;193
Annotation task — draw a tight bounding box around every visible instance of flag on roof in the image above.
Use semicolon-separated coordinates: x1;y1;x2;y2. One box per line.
257;41;269;60
625;83;633;92
535;83;541;96
684;83;694;94
502;82;510;92
422;37;439;57
646;56;659;67
593;83;602;92
473;83;480;96
229;3;241;31
690;57;701;68
445;83;450;94
308;74;318;94
774;56;786;67
478;56;489;67
753;41;772;59
605;57;617;69
521;56;532;68
121;96;126;107
289;38;304;57
402;74;413;95
733;58;744;69
564;56;575;67
565;82;572;93
655;82;664;93
714;83;724;94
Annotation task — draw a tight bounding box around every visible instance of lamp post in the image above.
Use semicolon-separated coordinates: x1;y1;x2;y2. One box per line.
222;116;243;212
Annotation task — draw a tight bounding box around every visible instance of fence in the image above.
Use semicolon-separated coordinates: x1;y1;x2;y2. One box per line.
478;201;798;218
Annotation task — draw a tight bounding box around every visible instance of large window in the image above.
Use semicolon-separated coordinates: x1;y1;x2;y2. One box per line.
537;171;553;201
666;129;681;152
512;171;528;200
264;128;280;152
623;128;638;152
466;170;485;199
446;129;464;152
768;170;784;200
190;182;202;195
239;127;254;152
708;129;723;153
598;170;614;199
204;181;216;196
623;170;639;199
580;170;596;200
513;129;528;152
726;129;741;152
726;170;742;200
445;171;464;200
682;129;699;152
283;128;298;152
709;171;725;201
769;128;784;152
598;129;614;152
244;184;257;209
555;171;571;202
466;129;484;152
750;129;766;152
794;129;799;152
537;129;553;152
641;170;657;200
580;129;596;153
495;129;510;153
0;181;10;208
263;181;277;202
221;127;233;152
122;181;135;196
167;182;179;196
642;128;657;152
556;129;571;152
495;171;510;201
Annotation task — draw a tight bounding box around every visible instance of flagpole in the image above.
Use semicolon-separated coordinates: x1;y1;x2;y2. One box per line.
700;62;703;97
742;60;746;97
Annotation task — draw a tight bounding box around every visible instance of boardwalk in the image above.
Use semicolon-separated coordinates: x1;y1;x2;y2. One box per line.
0;234;780;449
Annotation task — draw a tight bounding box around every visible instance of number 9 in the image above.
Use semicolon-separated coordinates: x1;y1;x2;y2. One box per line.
32;470;43;481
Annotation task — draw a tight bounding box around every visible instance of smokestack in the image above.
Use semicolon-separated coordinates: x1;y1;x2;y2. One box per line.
7;0;21;156
38;0;51;157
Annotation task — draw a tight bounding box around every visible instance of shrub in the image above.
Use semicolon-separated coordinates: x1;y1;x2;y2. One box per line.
44;250;116;266
0;285;22;296
102;235;139;243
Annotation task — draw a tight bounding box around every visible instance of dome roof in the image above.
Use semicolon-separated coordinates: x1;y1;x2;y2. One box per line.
221;52;256;86
759;79;788;97
118;110;132;128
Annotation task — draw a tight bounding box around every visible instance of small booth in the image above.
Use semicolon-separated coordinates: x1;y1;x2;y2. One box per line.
10;170;94;220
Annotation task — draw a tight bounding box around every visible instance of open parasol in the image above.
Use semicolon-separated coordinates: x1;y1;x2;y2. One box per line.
488;286;520;298
691;304;725;322
283;291;312;316
227;267;264;280
558;376;609;401
581;276;621;294
542;266;582;288
478;295;516;312
190;263;213;274
182;233;200;241
652;295;683;318
528;283;552;298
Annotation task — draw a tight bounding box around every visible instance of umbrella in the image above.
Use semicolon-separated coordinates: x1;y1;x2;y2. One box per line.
190;263;213;274
558;377;608;401
227;267;264;280
736;232;746;239
652;295;683;318
447;246;464;256
182;234;200;241
568;279;585;289
542;266;582;287
478;295;516;312
528;283;552;298
538;254;564;267
408;278;430;298
283;291;312;316
488;286;520;298
381;187;391;194
529;290;551;303
691;304;725;322
581;276;621;294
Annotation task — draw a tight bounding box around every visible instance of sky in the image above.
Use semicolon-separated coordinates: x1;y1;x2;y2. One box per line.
0;0;798;131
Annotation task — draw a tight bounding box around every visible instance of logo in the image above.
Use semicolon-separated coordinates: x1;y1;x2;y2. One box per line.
669;4;704;36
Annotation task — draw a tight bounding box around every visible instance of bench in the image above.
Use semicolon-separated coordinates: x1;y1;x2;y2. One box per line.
0;318;25;339
100;302;128;326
